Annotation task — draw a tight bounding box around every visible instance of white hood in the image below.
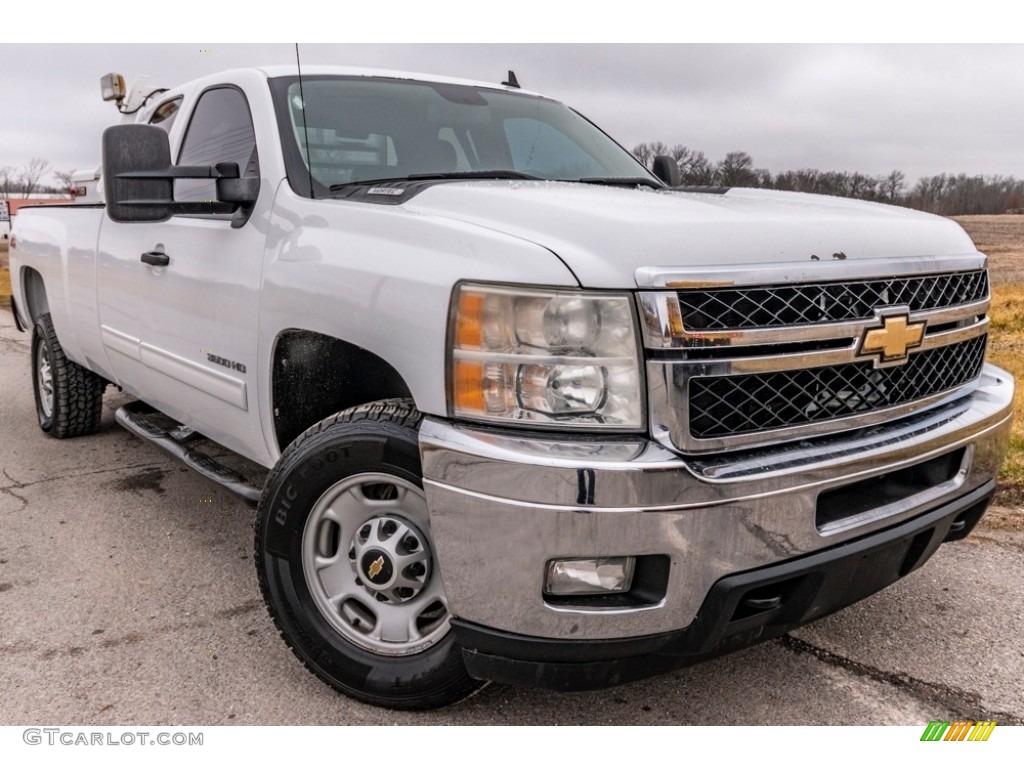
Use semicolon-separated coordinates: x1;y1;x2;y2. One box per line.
403;182;979;288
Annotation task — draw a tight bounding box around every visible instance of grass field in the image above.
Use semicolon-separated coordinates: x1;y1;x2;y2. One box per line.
954;215;1024;503
0;217;1021;496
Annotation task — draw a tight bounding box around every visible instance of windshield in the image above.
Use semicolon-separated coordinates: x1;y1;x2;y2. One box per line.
269;75;656;195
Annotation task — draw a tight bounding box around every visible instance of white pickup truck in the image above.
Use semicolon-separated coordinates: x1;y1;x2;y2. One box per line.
8;65;1015;709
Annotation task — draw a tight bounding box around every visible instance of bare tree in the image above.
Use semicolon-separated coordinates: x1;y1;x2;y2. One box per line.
623;139;1021;214
19;158;50;198
669;144;691;168
648;141;669;159
53;169;76;194
794;169;821;193
848;172;874;199
0;166;16;199
817;171;849;197
715;151;757;187
680;151;714;185
633;141;673;169
632;143;654;169
883;170;905;203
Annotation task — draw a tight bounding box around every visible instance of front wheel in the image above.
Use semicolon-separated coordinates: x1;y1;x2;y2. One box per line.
255;399;481;709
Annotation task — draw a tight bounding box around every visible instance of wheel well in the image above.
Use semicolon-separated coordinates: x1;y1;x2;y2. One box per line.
271;330;413;453
22;267;50;323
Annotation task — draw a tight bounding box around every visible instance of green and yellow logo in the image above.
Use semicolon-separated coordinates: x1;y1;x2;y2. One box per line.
920;720;997;741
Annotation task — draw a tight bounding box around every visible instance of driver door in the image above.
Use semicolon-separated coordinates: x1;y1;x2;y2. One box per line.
97;85;268;458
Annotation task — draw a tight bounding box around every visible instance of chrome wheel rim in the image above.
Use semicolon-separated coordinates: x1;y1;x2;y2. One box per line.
36;338;54;419
301;473;450;656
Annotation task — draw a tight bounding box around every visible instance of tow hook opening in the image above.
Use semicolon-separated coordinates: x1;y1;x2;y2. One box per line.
942;496;992;542
731;576;805;623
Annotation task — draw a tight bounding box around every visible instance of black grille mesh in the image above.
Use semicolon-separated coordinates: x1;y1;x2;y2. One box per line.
677;271;988;330
688;335;987;439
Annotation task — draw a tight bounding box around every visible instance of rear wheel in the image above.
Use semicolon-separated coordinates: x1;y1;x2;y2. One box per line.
31;313;106;438
255;399;482;709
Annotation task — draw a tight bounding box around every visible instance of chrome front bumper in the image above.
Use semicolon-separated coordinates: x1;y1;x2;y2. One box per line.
420;364;1014;641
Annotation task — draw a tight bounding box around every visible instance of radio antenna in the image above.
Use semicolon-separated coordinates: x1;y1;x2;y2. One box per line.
295;43;315;199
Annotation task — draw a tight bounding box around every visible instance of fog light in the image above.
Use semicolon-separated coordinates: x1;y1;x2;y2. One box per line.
544;557;635;596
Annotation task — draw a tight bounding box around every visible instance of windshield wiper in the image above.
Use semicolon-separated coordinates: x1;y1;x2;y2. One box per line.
330;170;542;192
409;170;543;181
575;177;663;189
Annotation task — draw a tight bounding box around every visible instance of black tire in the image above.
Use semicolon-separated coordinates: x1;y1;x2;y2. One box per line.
31;313;106;438
255;398;482;710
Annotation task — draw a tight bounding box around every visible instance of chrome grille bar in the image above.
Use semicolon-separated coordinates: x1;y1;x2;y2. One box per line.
688;335;986;439
638;255;991;453
672;271;987;331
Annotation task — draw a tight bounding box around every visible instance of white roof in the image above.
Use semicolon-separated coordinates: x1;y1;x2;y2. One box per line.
251;65;546;98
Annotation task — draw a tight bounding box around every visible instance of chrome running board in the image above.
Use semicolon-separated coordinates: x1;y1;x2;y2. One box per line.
115;401;262;507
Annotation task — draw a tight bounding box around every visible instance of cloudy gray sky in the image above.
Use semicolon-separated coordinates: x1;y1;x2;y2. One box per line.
1;43;1022;187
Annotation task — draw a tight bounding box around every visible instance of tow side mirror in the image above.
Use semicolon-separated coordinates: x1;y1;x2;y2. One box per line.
102;125;259;226
652;155;680;187
103;125;176;223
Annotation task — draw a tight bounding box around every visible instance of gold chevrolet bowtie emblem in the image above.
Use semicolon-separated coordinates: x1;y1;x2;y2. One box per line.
859;314;925;363
368;555;385;580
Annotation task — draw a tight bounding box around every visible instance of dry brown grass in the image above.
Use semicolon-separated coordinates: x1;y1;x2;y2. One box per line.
987;287;1024;502
953;214;1024;285
955;216;1024;503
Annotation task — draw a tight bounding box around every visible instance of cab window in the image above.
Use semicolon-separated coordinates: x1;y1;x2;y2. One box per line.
175;87;258;205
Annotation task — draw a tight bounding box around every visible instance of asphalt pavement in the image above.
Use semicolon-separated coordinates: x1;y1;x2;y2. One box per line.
1;311;1022;726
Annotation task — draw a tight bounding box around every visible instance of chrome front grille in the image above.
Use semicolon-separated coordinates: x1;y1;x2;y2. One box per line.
637;255;991;453
688;334;986;439
675;270;988;330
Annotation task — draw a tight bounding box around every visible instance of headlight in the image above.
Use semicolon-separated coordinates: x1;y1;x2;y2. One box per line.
448;284;644;429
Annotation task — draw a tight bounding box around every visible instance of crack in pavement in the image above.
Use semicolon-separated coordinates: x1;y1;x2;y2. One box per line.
0;469;29;512
780;634;1024;725
0;334;30;352
0;461;176;493
0;330;29;341
6;600;269;661
214;598;262;619
30;619;223;660
0;487;29;513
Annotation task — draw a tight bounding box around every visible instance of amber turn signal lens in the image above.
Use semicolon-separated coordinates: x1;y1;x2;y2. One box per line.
453;360;485;412
455;292;483;349
667;299;685;337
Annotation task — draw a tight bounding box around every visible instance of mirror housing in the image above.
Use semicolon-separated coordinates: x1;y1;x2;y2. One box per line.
102;125;258;226
103;125;176;223
217;175;260;204
652;155;680;187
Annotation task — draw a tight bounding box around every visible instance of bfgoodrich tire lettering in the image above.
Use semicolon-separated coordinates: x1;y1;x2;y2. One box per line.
255;399;481;709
